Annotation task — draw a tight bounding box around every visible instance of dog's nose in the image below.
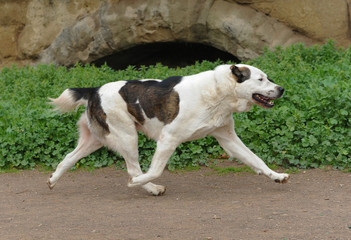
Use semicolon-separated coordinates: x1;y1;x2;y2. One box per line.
276;86;284;97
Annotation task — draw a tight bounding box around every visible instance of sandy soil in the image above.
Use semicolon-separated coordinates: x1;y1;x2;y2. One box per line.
1;166;350;240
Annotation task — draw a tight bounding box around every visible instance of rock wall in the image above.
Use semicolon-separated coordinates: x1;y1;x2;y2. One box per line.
0;0;100;67
0;0;350;68
241;0;351;46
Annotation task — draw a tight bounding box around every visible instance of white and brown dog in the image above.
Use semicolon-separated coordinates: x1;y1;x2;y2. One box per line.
47;64;289;195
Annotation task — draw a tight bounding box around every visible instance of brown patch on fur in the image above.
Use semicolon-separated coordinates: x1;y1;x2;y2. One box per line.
230;65;251;83
119;83;147;124
87;92;110;135
119;76;182;125
52;87;110;136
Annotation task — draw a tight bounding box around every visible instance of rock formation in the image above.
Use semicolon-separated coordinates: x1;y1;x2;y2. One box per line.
0;0;350;67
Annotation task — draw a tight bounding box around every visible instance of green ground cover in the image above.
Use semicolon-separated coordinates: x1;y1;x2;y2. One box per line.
1;41;350;171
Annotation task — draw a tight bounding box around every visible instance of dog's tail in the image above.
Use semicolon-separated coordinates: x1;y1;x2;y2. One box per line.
49;88;98;113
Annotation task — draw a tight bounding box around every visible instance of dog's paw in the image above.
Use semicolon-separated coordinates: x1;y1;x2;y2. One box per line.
274;173;290;184
147;184;166;196
47;178;56;190
131;180;167;196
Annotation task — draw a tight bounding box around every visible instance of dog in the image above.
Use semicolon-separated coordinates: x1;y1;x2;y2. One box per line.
47;64;289;195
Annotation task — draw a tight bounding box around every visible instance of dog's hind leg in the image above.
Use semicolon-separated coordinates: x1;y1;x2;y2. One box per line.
126;154;167;196
128;133;178;188
47;115;103;189
211;120;289;184
104;123;166;196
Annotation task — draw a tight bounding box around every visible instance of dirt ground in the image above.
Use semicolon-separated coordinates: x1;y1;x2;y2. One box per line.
1;165;350;240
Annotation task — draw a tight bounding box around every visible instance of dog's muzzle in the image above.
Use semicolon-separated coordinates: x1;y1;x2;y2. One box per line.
252;86;284;109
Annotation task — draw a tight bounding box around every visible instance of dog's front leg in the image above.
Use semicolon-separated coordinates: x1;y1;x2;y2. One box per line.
211;124;289;183
128;135;178;187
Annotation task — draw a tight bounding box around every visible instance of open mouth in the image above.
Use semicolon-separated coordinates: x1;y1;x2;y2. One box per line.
252;93;275;108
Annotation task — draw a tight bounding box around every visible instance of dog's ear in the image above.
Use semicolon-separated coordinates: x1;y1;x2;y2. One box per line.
230;65;251;83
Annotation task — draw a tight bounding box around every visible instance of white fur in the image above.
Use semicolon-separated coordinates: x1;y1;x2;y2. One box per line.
47;64;289;195
48;89;85;113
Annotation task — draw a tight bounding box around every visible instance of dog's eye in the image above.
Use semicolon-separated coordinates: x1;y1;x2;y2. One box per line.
258;78;263;81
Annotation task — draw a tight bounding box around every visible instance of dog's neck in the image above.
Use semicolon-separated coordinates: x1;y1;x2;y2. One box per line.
199;69;253;127
213;68;253;113
231;98;253;112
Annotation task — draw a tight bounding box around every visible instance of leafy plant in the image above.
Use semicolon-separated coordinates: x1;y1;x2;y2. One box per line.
1;41;350;171
239;41;351;169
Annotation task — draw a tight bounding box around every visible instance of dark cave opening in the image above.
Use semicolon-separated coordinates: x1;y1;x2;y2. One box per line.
92;42;239;70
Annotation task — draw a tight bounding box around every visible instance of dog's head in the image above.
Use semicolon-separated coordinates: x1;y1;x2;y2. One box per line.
230;64;284;109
